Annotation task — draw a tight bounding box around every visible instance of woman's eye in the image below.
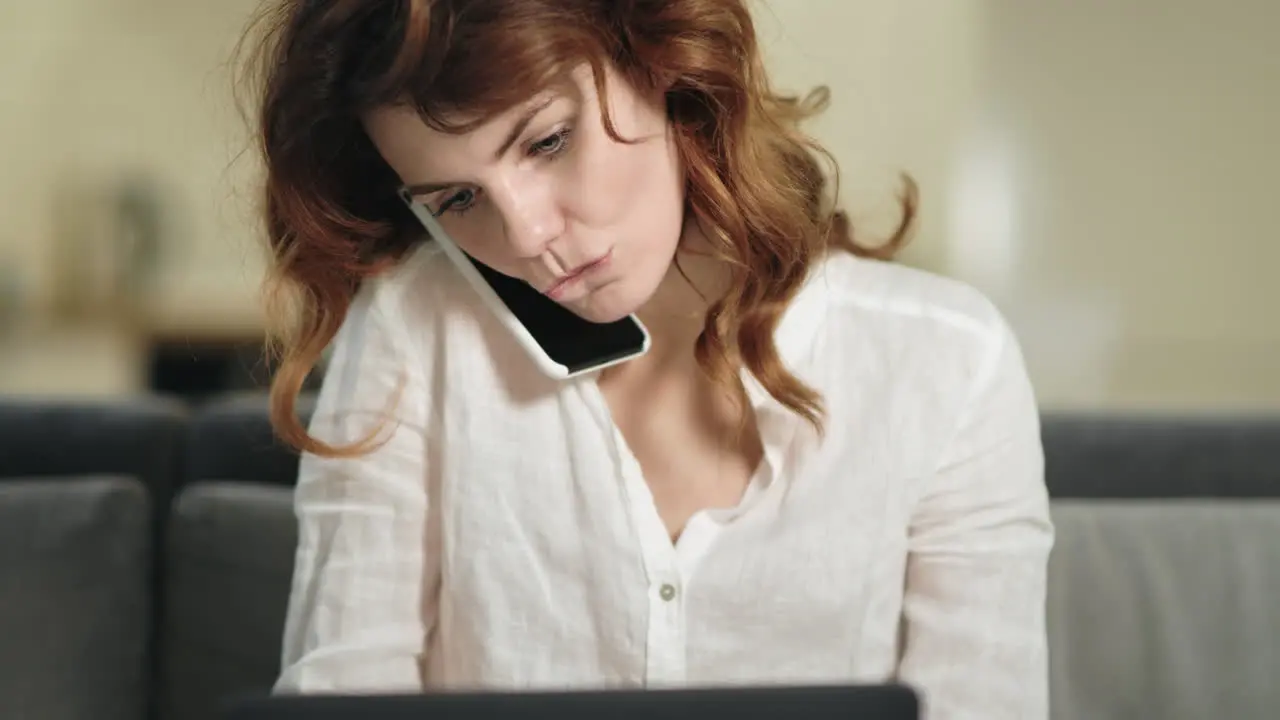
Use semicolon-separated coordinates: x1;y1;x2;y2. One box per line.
529;128;571;157
437;188;478;216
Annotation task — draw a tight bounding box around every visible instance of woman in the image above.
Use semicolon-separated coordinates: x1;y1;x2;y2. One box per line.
241;0;1053;717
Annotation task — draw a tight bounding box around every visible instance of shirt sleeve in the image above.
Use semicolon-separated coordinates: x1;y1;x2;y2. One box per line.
897;310;1055;719
274;282;439;694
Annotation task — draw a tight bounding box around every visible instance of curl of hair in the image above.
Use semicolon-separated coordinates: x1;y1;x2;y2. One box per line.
235;0;916;457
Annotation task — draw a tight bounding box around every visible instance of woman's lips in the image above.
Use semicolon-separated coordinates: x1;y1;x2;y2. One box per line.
544;250;612;299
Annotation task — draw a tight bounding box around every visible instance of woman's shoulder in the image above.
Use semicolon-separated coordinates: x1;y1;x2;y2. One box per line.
356;241;466;317
346;241;538;385
343;241;490;347
330;241;480;370
807;253;1030;429
813;252;1015;357
807;254;1037;475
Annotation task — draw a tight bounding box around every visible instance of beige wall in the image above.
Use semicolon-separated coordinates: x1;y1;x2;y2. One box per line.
0;0;263;395
759;0;1280;410
2;0;1278;409
0;0;264;321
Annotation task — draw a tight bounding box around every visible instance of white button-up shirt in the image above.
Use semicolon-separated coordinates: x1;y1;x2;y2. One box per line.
275;244;1054;720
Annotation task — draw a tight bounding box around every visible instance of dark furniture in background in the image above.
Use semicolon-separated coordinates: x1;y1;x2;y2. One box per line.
1;395;1278;720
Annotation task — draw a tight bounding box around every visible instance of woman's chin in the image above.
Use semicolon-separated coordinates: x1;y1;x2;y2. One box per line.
562;281;651;324
564;299;638;325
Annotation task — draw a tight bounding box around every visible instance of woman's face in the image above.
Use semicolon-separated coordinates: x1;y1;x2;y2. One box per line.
363;64;686;324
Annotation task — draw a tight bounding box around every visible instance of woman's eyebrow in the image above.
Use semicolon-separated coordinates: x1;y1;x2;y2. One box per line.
403;96;557;196
491;95;555;160
404;181;454;197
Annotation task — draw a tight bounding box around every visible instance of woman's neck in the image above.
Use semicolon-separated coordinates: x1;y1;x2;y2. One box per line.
630;224;731;374
598;222;760;475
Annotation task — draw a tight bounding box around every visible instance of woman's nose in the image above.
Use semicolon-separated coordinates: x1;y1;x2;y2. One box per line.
490;180;564;259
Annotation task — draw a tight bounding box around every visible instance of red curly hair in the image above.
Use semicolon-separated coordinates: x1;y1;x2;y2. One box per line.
237;0;916;456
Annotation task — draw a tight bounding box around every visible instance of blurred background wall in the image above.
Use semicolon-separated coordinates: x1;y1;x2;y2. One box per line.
1;0;1277;410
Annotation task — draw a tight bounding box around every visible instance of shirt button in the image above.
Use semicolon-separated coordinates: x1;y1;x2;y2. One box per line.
658;583;677;601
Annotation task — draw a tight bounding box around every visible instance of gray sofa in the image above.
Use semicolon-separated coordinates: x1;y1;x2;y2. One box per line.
0;394;1277;720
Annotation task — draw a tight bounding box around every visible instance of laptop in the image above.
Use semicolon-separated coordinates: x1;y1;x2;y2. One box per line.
223;684;919;720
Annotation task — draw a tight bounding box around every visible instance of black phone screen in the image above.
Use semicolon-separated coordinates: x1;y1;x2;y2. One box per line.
469;256;647;375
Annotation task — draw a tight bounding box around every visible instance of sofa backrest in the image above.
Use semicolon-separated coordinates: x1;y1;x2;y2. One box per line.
182;393;316;492
0;396;187;522
1043;413;1280;498
3;396;1280;720
1042;413;1280;720
157;393;313;720
1047;500;1280;720
157;482;297;720
0;397;186;720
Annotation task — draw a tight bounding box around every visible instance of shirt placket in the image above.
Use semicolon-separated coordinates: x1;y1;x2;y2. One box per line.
611;425;688;686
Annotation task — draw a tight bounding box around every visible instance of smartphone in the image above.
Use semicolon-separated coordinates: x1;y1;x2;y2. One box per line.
399;189;651;379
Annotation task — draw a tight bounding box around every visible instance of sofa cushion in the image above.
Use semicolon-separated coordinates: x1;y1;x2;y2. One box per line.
1048;500;1280;720
185;394;316;489
158;481;297;720
0;395;185;489
0;476;151;720
1042;414;1280;498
